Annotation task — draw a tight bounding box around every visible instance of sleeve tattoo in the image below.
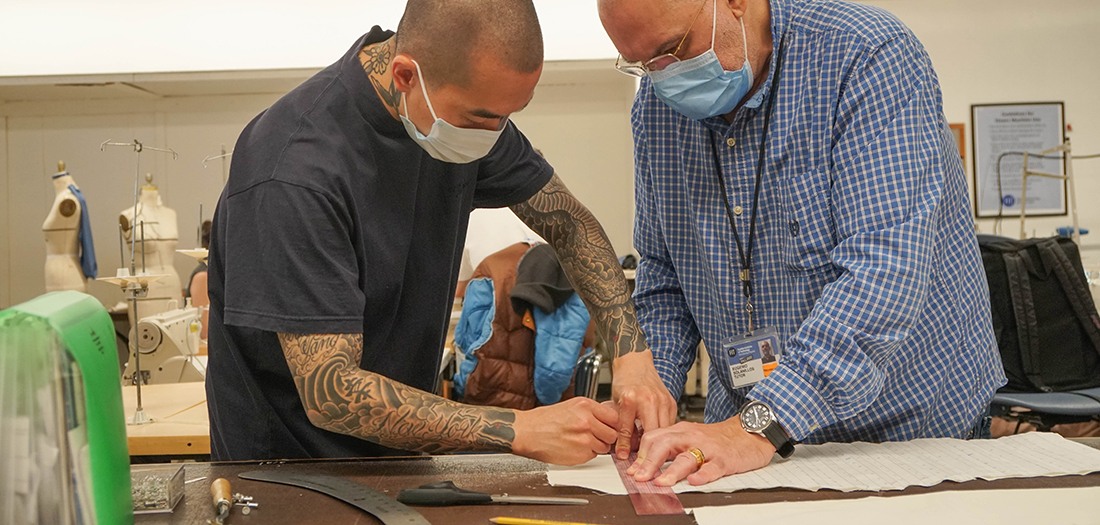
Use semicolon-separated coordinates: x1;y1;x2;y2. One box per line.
510;173;647;358
278;332;516;454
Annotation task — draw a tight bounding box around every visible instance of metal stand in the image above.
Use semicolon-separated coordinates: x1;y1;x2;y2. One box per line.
1020;138;1078;243
202;145;233;186
127;221;152;425
126;275;152;425
99;138;177;426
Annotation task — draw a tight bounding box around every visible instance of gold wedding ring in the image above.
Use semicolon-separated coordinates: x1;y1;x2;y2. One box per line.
687;448;705;469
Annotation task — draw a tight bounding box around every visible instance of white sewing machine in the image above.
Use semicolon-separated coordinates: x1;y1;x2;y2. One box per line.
123;304;206;385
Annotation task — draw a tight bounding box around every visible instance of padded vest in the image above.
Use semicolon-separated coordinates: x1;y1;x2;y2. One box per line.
462;243;591;409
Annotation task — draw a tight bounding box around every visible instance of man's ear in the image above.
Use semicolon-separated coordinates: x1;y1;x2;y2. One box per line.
726;0;748;18
391;54;418;94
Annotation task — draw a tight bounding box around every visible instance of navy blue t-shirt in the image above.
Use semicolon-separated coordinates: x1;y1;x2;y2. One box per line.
206;27;553;461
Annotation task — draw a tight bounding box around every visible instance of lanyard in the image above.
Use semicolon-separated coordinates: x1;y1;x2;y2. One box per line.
710;35;786;333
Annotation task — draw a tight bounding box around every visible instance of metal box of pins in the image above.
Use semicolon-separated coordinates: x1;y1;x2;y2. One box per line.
130;464;184;514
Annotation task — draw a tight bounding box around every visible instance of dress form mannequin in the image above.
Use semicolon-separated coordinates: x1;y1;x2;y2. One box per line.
120;173;182;317
42;161;87;293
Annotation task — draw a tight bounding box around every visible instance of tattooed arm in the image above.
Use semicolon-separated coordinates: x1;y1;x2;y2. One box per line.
278;332;618;463
510;173;678;458
510;174;644;358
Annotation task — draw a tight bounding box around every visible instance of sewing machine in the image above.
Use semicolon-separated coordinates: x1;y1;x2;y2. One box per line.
123;304;205;385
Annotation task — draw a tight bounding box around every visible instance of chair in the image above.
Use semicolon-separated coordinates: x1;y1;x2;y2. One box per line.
991;388;1100;430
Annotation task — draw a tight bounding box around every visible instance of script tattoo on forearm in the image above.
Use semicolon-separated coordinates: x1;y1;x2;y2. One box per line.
360;39;402;112
278;333;516;453
510;173;647;358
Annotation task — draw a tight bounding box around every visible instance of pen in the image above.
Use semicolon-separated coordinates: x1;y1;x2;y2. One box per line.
489;518;613;525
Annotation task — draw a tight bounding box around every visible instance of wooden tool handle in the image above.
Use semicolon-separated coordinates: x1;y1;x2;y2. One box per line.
211;478;231;506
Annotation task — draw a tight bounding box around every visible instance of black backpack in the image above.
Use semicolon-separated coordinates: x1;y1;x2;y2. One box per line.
977;235;1100;393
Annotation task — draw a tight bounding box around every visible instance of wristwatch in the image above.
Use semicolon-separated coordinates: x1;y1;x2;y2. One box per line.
740;401;795;458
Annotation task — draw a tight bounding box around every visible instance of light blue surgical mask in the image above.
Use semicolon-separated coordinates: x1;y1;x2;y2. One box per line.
650;0;753;120
400;59;505;164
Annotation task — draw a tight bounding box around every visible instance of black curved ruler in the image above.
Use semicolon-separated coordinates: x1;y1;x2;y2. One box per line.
238;470;431;525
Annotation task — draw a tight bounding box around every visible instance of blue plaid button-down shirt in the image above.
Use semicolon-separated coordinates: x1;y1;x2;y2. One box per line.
631;0;1006;443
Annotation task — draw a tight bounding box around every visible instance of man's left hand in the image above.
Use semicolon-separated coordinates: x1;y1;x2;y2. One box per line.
626;416;776;486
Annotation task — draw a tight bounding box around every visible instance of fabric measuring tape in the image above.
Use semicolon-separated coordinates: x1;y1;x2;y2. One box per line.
612;454;685;515
237;470;431;525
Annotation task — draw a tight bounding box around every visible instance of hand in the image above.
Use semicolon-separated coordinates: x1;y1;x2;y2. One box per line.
611;351;677;460
627;416;775;486
512;397;619;466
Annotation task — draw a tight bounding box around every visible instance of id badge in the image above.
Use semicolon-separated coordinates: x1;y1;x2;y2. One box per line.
722;326;782;389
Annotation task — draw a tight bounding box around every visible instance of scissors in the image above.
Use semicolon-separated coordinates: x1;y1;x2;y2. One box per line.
397;481;588;506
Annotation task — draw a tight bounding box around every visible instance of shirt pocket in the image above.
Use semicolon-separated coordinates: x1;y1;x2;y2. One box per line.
780;168;836;272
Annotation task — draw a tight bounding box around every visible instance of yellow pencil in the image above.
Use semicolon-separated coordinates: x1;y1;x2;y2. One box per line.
489;518;614;525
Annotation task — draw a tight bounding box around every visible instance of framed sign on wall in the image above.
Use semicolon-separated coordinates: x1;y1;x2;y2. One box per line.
971;102;1065;218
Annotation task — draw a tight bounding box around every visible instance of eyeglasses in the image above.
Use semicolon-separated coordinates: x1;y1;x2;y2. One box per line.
614;0;710;78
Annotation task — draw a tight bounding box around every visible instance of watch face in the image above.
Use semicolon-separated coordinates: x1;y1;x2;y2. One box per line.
742;403;772;432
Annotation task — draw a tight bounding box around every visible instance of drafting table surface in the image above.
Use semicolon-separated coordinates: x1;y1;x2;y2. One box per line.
134;452;1100;525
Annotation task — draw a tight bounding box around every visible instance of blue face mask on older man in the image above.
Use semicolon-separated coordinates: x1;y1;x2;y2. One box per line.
650;0;753;120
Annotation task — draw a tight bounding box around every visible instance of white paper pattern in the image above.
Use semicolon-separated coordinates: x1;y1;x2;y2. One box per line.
546;432;1100;494
690;487;1100;525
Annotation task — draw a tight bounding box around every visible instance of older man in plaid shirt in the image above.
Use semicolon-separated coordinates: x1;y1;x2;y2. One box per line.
597;0;1006;486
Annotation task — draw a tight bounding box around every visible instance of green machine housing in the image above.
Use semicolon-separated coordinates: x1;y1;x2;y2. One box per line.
0;291;132;524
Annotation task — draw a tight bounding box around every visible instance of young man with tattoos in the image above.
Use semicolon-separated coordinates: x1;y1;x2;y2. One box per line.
205;0;675;463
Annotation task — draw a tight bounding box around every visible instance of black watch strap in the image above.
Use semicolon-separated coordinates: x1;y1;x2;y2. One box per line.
762;422;795;458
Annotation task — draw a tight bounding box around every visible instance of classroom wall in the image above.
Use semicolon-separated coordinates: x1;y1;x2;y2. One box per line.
3;0;1100;309
0;70;637;310
509;78;639;264
1;95;280;309
1;120;9;309
860;0;1100;255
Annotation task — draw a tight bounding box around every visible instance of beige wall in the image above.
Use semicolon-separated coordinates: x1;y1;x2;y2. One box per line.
1;118;8;308
860;0;1100;256
0;95;281;309
0;70;638;310
511;77;639;261
4;0;1099;309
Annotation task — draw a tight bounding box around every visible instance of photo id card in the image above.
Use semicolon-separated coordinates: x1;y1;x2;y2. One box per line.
722;326;782;389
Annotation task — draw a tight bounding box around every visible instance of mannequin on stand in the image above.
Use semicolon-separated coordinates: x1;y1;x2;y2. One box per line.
119;173;181;317
43;161;96;292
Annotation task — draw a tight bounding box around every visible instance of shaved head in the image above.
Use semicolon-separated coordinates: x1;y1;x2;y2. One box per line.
396;0;544;88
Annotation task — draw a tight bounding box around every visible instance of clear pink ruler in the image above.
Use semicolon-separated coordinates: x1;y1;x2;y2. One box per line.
612;453;685;515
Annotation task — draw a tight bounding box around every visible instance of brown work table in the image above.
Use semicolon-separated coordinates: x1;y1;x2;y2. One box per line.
136;453;1100;525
